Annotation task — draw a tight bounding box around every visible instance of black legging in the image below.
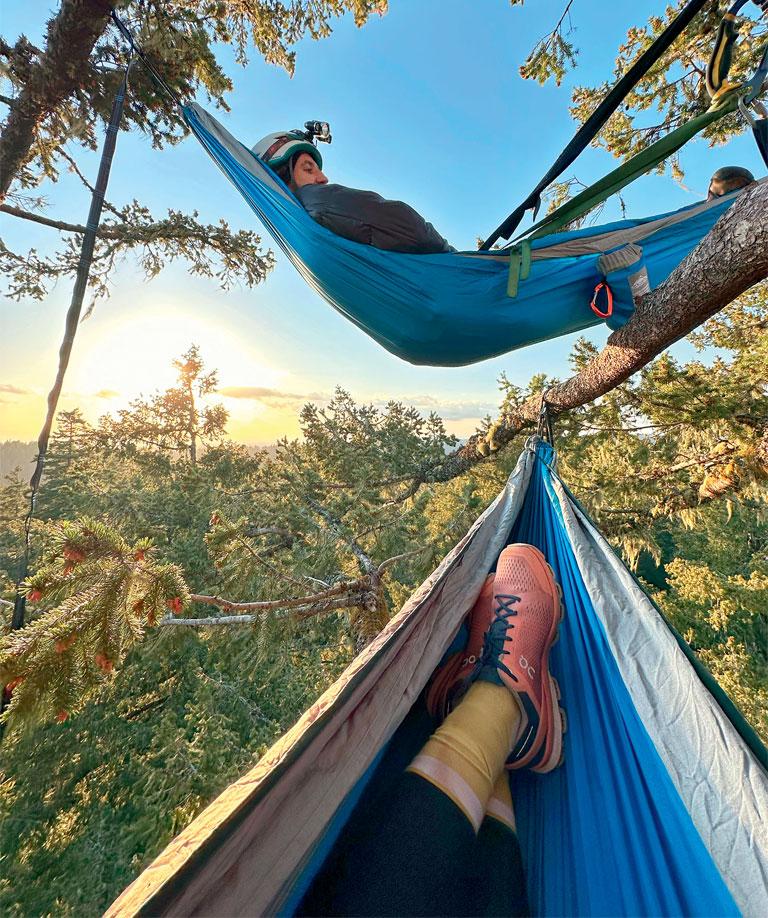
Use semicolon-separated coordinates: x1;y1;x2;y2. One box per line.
299;770;529;917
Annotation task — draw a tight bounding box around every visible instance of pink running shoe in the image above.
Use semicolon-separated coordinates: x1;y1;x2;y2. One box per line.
477;544;565;774
426;573;495;721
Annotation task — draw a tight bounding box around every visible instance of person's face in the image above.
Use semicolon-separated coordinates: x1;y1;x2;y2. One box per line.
291;152;328;189
707;180;727;201
707;178;750;201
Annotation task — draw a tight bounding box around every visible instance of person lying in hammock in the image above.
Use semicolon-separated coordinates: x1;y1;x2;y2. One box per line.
299;543;563;917
253;130;455;254
707;165;755;200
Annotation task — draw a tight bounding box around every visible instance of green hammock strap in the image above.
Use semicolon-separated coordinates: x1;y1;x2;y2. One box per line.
516;91;741;245
506;239;532;296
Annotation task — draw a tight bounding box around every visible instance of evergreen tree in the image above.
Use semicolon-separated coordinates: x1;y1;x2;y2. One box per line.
99;345;227;464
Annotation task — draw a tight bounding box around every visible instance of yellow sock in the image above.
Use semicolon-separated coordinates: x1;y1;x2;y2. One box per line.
484;770;516;833
407;681;520;832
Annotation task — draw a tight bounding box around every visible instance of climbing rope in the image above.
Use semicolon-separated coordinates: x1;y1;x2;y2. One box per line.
8;57;134;639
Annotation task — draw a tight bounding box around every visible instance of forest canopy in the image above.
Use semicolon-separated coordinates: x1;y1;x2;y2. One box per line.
1;288;767;914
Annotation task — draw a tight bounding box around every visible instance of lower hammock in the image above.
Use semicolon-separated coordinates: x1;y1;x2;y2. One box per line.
107;440;768;918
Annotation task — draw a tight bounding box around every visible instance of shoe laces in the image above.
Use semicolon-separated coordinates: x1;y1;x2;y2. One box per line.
479;594;521;682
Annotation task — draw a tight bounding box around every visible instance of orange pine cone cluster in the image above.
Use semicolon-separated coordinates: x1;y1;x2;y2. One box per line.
134;549;146;562
55;710;68;723
94;653;114;673
55;633;77;653
27;589;43;602
165;596;183;615
5;676;24;694
63;546;86;563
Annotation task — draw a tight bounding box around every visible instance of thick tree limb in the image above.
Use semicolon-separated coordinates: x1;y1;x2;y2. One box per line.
0;0;112;202
407;181;768;493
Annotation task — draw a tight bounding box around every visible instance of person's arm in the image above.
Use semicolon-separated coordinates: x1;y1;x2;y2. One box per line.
297;184;454;254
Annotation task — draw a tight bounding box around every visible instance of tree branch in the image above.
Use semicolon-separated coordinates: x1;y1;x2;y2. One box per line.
0;0;113;202
188;576;370;612
0;202;225;244
305;497;376;575
160;594;364;627
56;149;126;221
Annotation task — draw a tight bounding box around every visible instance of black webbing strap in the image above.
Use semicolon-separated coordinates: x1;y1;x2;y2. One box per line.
109;8;182;107
754;117;768;165
480;0;712;249
8;59;133;636
537;394;555;444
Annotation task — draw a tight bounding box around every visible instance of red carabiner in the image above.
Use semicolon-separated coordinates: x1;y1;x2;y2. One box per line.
591;281;614;319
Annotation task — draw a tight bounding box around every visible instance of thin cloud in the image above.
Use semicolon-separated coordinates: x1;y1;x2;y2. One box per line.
218;386;495;422
219;386;328;410
219;386;304;400
94;389;120;399
378;394;499;421
0;383;31;396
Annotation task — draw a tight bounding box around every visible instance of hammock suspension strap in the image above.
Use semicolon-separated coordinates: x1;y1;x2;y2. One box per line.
483;0;768;250
537;393;555;445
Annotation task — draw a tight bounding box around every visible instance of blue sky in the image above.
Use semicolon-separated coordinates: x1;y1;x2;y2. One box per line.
2;1;764;443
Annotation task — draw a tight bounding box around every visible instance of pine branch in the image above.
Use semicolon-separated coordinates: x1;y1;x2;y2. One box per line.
0;203;275;300
305;497;376;575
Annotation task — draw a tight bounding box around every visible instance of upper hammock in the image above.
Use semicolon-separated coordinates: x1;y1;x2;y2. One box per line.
183;98;754;368
106;440;768;918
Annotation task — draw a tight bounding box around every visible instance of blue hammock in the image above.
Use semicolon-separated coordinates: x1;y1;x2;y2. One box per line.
183;103;743;367
108;441;768;918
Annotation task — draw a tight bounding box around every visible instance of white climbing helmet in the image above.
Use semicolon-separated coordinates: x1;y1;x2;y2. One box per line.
252;131;323;170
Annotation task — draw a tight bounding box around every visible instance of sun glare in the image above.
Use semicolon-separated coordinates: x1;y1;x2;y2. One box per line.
68;308;287;433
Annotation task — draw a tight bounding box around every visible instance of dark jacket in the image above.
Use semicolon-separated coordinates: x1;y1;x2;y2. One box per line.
296;183;454;254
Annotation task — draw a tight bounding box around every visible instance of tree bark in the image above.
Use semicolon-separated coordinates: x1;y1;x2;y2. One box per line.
0;0;112;202
415;180;768;490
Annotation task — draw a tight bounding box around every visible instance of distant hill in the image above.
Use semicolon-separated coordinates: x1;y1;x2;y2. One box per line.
0;441;37;479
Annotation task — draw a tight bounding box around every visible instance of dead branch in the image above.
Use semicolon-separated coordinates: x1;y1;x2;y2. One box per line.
160;594;365;627
189;577;370;613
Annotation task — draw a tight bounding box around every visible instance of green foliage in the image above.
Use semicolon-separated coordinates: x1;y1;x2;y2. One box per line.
0;616;353;918
1;295;767;913
1;518;188;729
568;5;766;170
519;1;578;87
